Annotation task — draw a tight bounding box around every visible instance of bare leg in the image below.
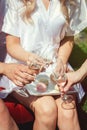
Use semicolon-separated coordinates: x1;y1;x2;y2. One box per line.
56;96;81;130
0;99;19;130
12;92;58;130
32;96;58;130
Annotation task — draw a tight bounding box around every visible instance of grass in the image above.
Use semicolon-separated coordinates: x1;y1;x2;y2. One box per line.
69;32;87;70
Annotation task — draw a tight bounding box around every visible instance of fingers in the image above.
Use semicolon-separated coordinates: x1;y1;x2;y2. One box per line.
13;80;24;87
27;56;52;73
19;65;38;75
63;85;71;92
63;72;75;92
14;71;35;86
11;64;36;87
28;54;45;65
14;74;35;87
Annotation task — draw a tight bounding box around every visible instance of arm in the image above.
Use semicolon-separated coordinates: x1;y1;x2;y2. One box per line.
58;36;74;64
63;59;87;92
77;59;87;81
6;34;46;66
6;35;29;62
0;62;35;86
55;36;74;73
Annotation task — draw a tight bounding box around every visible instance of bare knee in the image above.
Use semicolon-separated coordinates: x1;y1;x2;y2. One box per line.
62;108;76;120
58;106;78;127
34;97;58;125
0;99;19;130
58;107;80;130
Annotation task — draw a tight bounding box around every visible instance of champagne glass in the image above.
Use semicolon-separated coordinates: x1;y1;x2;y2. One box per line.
57;75;75;110
50;59;75;109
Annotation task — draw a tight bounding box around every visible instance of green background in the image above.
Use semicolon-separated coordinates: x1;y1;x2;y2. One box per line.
69;28;87;130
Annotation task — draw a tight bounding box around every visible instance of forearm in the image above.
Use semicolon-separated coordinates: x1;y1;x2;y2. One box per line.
6;35;29;62
58;36;74;64
77;59;87;81
7;43;29;62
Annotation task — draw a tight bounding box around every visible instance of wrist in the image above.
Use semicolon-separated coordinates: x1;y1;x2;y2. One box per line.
56;58;67;67
0;62;6;75
57;56;67;65
26;53;32;66
76;68;85;82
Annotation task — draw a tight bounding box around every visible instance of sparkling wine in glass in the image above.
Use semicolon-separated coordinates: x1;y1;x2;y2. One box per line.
51;59;75;109
57;63;75;109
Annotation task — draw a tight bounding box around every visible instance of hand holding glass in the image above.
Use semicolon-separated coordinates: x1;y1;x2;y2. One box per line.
50;59;75;109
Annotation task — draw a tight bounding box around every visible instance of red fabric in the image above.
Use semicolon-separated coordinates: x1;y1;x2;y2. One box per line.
0;87;5;91
4;97;34;124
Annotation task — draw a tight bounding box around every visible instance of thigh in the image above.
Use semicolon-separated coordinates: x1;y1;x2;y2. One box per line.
11;91;57;112
55;95;80;130
0;99;19;130
55;94;78;120
56;94;77;109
